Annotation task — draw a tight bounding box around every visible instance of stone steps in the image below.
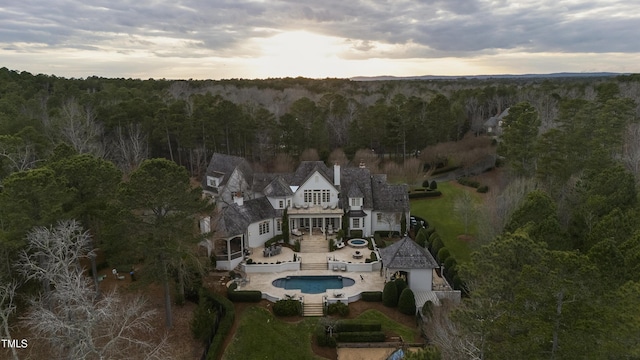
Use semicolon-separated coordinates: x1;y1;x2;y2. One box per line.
303;303;324;317
300;236;328;253
300;262;328;270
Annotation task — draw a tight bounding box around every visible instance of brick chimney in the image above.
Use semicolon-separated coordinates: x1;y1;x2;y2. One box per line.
233;191;244;206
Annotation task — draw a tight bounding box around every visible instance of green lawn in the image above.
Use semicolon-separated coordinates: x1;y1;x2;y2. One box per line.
223;307;420;359
222;307;324;360
410;181;481;263
355;309;421;342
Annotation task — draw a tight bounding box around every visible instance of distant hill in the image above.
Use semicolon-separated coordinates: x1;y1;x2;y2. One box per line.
350;72;625;81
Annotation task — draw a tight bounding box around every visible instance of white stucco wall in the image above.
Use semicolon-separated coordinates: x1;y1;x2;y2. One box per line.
246;218;275;248
407;268;433;291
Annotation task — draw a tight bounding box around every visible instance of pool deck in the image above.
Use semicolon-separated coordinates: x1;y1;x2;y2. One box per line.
237;234;385;303
236;268;385;304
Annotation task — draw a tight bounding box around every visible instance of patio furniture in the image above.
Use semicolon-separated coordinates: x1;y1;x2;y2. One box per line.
341;265;346;271
335;240;345;249
333;265;339;271
291;228;303;237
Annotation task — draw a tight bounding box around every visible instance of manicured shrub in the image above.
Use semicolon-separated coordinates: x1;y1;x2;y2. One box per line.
415;228;428;248
477;185;489;193
294;239;301;252
350;229;364;238
398;288;416;315
437;247;451;263
327;301;349;316
336;331;386;343
457;177;480;188
394;278;407;302
422;179;431;188
444;257;457;272
264;234;284;247
335;319;382;332
431;236;444;255
374;236;386;249
429;180;438;190
421;300;434;317
273;299;302;316
383;281;398;307
227;282;262;302
361;291;383;302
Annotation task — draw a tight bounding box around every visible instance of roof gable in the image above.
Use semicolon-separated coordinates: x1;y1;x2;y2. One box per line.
204;153;253;187
290;161;332;186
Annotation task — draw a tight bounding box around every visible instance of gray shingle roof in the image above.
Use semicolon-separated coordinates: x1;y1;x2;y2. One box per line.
215;197;276;237
290;161;333;186
263;176;293;197
340;167;373;209
380;237;439;269
371;175;409;212
203;153;253;188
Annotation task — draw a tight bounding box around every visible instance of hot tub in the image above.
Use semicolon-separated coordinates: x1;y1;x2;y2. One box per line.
347;238;368;248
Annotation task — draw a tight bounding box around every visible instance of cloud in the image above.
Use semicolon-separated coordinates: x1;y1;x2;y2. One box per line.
0;0;638;78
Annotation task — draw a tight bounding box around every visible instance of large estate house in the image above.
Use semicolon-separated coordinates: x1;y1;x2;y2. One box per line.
201;153;410;270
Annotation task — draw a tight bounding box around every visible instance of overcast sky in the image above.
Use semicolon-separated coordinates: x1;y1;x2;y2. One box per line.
1;0;639;80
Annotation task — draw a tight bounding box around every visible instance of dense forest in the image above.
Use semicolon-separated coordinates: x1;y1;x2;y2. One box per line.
2;66;640;359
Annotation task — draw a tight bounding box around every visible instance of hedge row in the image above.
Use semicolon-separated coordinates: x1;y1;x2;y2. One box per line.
458;177;490;193
227;282;262;302
336;331;386;343
335;319;382;332
360;291;383;302
408;190;442;199
431;165;461;176
199;288;235;360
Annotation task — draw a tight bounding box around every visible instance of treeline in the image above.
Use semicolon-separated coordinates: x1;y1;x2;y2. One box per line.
2;67;640;179
424;82;640;358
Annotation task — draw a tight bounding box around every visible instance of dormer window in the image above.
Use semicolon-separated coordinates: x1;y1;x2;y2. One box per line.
350;197;362;207
206;176;219;188
279;200;284;209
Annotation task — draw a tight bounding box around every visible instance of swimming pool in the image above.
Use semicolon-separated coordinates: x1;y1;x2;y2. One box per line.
272;275;355;294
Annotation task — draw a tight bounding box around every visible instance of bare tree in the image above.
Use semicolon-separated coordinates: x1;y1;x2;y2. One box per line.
476;177;537;245
421;299;486;360
299;148;320;161
453;191;477;236
17;220;170;360
0;280;19;360
328;148;349;166
0;135;40;172
353;148;380;173
56;98;106;158
379;212;401;235
403;157;423;187
272;152;296;173
112;123;149;174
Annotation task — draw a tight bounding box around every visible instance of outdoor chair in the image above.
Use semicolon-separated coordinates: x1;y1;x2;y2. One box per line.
341;265;346;271
335;240;345;249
